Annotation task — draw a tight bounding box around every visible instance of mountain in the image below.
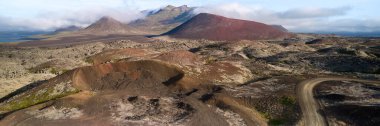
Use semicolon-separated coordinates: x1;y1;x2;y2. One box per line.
82;16;141;34
271;25;288;32
162;13;293;41
54;25;82;33
129;5;196;34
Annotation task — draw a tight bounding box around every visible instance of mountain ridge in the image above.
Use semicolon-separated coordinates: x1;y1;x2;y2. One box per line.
81;16;141;34
129;5;196;34
162;13;293;41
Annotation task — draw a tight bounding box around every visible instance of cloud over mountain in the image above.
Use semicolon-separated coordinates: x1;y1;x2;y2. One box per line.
0;1;379;33
0;6;144;31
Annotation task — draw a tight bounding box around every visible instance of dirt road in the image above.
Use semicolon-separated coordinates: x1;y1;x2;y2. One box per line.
297;77;380;126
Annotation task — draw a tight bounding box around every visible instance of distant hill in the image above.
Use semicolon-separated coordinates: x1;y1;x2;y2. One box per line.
162;13;293;41
129;5;196;34
82;16;141;34
54;25;81;33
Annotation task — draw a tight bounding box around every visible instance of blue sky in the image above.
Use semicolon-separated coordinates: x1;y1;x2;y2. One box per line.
0;0;379;32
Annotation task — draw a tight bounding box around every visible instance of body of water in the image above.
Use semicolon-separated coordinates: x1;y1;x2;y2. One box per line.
1;31;380;43
0;31;49;42
316;32;380;37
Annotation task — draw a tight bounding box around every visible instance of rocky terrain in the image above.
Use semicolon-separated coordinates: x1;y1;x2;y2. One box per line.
0;5;379;126
316;80;380;126
0;35;379;125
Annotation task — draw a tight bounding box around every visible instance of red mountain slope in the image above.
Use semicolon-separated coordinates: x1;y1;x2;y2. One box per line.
163;13;292;41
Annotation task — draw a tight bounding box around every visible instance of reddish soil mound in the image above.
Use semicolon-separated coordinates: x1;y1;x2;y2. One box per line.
0;58;264;126
0;60;184;115
163;13;292;41
73;60;183;92
0;60;252;126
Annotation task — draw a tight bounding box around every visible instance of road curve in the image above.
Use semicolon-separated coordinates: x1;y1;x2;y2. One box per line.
296;77;380;126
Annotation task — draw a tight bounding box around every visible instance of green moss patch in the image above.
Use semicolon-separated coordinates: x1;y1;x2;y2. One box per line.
279;96;296;106
84;57;94;64
268;119;286;126
0;81;79;114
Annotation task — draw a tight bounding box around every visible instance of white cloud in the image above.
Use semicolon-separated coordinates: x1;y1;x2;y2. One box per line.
0;3;144;31
278;6;351;19
194;3;263;21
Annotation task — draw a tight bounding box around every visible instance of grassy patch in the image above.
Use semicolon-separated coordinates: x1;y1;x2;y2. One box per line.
84;57;93;64
260;111;271;119
254;95;300;126
50;68;59;75
268;119;286;126
279;96;296;106
260;111;288;126
0;83;79;113
61;69;69;74
205;56;217;64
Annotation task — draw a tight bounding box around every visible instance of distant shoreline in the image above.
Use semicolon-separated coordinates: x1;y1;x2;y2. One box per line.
1;31;380;44
0;31;49;43
299;32;380;38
